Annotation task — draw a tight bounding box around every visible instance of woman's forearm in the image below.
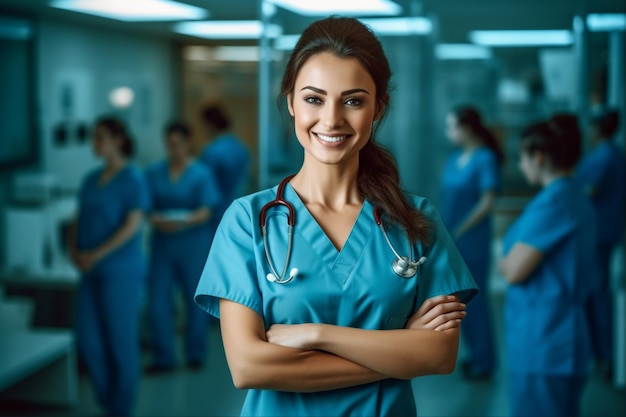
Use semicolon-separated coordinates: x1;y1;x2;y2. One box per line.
312;325;460;379
186;207;211;226
227;339;385;392
93;210;143;260
220;299;385;392
454;191;495;238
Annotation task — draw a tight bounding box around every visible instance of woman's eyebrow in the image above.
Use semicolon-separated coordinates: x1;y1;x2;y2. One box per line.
300;86;371;96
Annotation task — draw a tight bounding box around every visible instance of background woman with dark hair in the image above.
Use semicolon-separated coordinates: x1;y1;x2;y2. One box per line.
194;16;477;417
145;121;222;373
440;104;503;380
499;118;595;417
67;116;150;417
576;109;625;380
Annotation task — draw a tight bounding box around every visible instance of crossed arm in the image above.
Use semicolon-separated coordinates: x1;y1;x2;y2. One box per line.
219;294;466;392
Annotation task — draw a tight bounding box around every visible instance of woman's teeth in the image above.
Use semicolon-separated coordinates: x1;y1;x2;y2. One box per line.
317;133;348;143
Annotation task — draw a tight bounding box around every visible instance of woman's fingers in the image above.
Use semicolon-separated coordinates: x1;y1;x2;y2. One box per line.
407;295;467;330
414;295;456;318
417;300;466;326
435;319;463;332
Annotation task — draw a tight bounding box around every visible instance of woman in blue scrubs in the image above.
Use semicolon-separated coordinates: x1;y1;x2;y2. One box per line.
576;109;625;379
440;105;503;380
199;104;250;231
68;116;150;417
194;17;477;417
500;116;595;417
145;121;221;373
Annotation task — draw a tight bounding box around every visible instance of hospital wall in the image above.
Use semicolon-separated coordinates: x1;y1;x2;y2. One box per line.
0;15;177;266
36;18;177;192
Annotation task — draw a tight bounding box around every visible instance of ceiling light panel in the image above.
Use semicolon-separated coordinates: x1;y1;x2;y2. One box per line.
586;14;626;32
360;17;432;36
436;44;492;60
268;0;402;16
469;30;573;47
174;21;282;40
50;0;208;22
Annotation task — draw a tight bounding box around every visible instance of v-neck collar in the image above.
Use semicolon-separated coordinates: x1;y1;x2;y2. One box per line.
283;183;375;284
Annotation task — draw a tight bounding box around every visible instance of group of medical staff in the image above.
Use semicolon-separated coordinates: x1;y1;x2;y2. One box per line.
67;108;250;417
441;106;624;417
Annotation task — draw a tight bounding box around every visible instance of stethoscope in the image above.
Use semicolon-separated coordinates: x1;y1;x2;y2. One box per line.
260;175;428;284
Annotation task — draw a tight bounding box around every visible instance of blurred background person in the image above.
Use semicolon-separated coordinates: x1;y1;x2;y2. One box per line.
576;109;625;381
199;104;251;235
499;118;595;417
440;104;503;380
67;116;150;417
144;121;222;373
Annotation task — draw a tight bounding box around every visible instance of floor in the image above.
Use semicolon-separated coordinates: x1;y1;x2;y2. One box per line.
1;276;625;417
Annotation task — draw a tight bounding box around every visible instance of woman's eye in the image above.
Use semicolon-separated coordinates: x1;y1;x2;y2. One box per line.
345;98;362;106
304;96;322;104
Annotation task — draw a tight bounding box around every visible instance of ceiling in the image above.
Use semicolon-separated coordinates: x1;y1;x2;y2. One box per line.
0;0;624;45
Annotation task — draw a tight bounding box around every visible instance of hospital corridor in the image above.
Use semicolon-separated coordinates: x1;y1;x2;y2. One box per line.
1;1;626;417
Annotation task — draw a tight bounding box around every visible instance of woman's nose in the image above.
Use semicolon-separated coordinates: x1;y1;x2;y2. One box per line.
320;102;344;128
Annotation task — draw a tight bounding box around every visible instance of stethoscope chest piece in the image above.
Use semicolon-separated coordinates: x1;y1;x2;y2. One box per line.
393;256;418;278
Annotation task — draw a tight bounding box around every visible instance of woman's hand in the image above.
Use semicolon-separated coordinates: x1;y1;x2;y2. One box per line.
72;250;103;273
266;323;320;350
406;295;466;331
151;214;187;233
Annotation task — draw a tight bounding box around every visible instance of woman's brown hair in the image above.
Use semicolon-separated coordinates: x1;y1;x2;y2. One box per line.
279;16;431;244
95;116;134;157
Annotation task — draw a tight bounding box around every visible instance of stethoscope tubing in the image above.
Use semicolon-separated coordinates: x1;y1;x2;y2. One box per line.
260;175;426;283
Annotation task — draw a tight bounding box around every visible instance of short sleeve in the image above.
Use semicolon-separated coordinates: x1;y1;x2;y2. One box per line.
194;200;263;319
514;199;576;254
126;166;151;213
478;149;500;192
415;198;478;306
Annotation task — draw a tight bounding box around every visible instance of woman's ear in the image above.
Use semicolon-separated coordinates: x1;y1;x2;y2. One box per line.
533;150;546;168
287;94;295;117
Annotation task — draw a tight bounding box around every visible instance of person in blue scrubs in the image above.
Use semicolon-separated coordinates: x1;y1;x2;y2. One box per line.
194;17;478;417
500;117;595;417
68;116;150;417
199;104;250;232
576;109;625;380
145;121;222;373
440;105;503;380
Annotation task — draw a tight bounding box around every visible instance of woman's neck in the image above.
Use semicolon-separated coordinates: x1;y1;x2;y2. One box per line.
169;156;190;171
104;154;126;173
542;170;571;187
462;137;481;153
291;158;362;210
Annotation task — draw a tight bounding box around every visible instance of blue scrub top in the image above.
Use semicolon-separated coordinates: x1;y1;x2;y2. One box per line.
146;159;222;243
576;141;626;245
200;132;250;221
195;184;477;417
502;177;596;376
440;146;500;261
76;164;150;269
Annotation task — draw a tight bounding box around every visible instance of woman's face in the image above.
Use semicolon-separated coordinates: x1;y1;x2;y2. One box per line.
519;149;541;186
445;113;470;146
92;125;120;158
287;52;379;167
166;131;191;161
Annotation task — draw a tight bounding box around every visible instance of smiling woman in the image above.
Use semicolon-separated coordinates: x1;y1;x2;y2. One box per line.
194;16;477;417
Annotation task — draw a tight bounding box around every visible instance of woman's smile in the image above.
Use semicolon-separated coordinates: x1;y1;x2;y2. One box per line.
314;132;351;145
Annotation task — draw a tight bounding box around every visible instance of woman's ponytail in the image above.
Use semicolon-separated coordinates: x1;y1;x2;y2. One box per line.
358;140;432;245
